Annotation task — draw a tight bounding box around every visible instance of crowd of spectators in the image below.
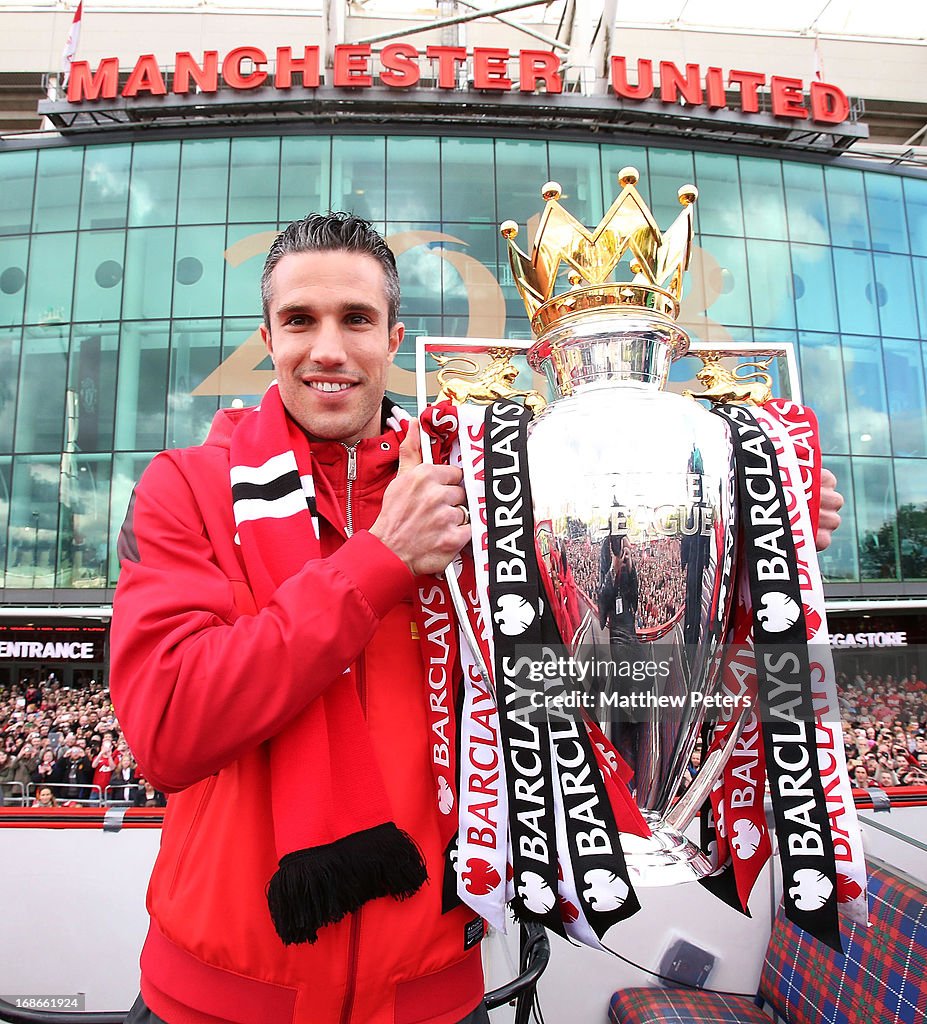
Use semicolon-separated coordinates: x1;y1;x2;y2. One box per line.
0;674;166;808
839;668;927;790
3;664;926;810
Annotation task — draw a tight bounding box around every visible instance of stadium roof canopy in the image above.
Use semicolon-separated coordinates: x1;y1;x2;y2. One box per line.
0;0;924;45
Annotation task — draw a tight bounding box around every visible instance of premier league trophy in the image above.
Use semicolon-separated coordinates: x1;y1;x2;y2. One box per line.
502;170;739;884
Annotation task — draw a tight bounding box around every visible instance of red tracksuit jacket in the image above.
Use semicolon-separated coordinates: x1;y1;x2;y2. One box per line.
110;408;483;1024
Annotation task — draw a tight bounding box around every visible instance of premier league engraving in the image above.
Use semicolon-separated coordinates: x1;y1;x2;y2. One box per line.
501;171;738;884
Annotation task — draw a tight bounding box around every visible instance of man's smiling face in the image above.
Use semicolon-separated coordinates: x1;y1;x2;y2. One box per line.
260;249;403;445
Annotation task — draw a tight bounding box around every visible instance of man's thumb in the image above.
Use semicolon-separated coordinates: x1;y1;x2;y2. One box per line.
398;417;423;471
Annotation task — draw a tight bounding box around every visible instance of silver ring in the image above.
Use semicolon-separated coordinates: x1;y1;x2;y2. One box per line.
457;504;471;527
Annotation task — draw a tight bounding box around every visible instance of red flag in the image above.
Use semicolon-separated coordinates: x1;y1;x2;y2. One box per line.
61;2;83;87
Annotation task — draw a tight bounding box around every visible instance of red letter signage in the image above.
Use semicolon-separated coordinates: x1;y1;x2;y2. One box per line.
173;51;219;94
380;43;420;88
275;46;320;89
333;44;372;87
67;58;119;102
222;47;268;90
610;57;654;100
473;48;512;90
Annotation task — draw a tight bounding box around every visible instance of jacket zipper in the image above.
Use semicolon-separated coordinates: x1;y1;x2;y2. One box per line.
342;443;358;537
340;656;368;1024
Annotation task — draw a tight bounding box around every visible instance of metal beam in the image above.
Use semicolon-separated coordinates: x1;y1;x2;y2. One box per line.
456;0;568;50
354;0;553;45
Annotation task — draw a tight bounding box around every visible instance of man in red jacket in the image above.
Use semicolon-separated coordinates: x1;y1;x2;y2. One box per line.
111;213;484;1024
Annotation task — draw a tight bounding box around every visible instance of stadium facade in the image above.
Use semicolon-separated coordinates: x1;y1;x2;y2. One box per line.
0;1;926;687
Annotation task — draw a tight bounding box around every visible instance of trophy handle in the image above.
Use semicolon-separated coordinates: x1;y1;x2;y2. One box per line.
664;706;750;834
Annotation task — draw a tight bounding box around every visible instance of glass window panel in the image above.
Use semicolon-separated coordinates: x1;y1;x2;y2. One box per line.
601;144;651;207
873;252;918;339
797;332;849;454
548;141;604;226
178;138;230;225
882;338;927;457
67;328;118;453
129;140;180;227
168;320;222;449
441;137;495;223
438;223;503;333
0;151;36;236
0;457;10;583
387;223;444;317
816;454;857;581
32;148;83;233
0;331;20;454
494;139;548;226
110;452;157;586
894;459;927;580
783;162;829;245
648;149;694;226
386;136;440;222
690;236;752;331
228;137;280;224
853;457;899;581
914;257;927;339
739;157;787;240
219;318;271;408
280;136;331;223
7;456;61;589
15;326;67;453
114;322;169;451
825;166;870;250
172;225;227;319
224;224;274;318
72;229;126;323
0;235;29;327
832;249;879;336
791;243;838;332
866;172;908;254
24;232;76;326
693;152;743;237
79;145;130;230
331;136;386;221
903;177;927;258
123;227;175;320
746;239;795;329
841;335;891;456
57;453;111;588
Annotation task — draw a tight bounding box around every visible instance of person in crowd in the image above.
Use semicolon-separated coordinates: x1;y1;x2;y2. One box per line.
55;744;93;802
109;753;139;803
31;748;56;788
90;735;119;800
32;785;57;808
132;777;167;809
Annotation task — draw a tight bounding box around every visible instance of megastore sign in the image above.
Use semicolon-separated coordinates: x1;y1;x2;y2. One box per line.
65;44;851;125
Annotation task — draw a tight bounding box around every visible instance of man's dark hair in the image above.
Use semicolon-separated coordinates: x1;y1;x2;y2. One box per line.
261;212;400;329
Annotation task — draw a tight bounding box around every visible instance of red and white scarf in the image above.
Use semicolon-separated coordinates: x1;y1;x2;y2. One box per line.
230;383;428;945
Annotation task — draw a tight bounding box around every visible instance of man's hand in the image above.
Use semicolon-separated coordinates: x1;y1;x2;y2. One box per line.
816;467;844;552
371;419;471;575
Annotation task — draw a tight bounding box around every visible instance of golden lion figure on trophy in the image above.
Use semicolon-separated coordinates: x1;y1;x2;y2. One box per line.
682;355;773;407
433;348;546;414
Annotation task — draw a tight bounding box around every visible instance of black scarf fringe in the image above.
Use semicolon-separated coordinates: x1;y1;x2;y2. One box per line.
266;822;428;945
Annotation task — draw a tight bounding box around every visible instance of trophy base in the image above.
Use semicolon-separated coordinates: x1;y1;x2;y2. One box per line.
621;812;713;886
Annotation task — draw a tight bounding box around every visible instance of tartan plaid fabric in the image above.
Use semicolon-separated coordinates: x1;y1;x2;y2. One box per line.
760;863;927;1024
609;988;768;1024
610;863;927;1024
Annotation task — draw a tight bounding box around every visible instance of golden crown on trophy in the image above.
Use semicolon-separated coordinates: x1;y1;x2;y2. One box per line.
500;168;698;337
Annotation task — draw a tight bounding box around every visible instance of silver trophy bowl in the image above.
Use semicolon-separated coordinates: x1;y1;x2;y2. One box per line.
527;308;738;885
